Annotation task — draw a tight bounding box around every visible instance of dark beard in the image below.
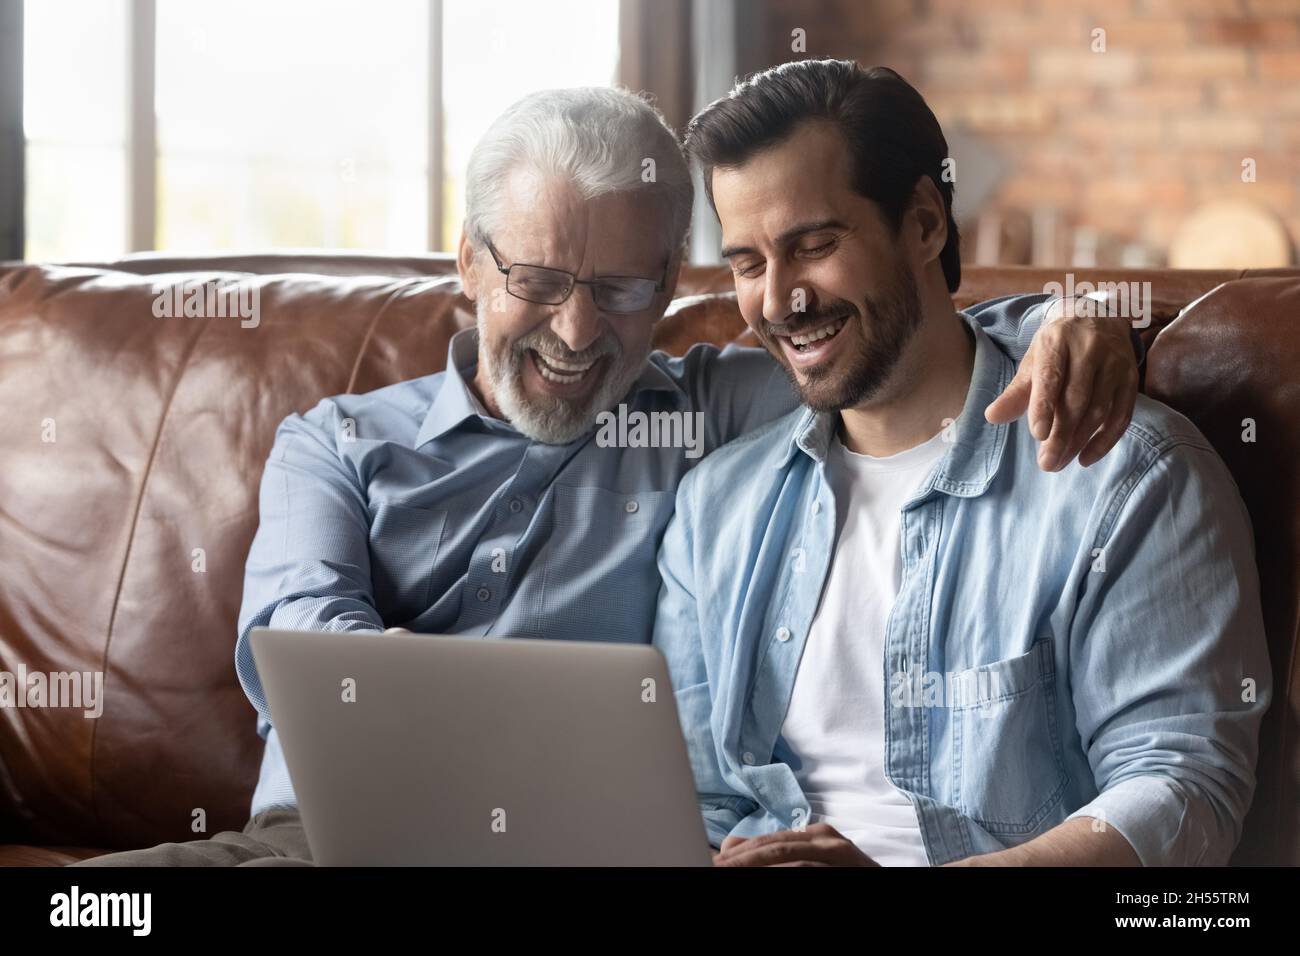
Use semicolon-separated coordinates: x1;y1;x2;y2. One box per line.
781;258;923;413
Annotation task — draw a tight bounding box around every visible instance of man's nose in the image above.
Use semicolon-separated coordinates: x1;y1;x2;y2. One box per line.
763;265;809;327
548;286;605;353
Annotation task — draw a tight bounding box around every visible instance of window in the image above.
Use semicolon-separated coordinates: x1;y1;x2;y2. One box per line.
153;0;429;253
22;0;620;261
441;0;619;249
22;0;129;262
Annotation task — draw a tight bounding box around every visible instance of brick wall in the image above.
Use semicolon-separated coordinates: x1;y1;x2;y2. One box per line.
741;0;1300;267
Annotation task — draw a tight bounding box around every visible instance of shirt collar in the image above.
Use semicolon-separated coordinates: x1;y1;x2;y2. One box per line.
415;327;684;448
776;312;1014;498
416;327;489;448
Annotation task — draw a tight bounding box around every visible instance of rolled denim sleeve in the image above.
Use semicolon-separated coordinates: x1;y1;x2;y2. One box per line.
1065;439;1271;865
652;470;758;846
965;291;1147;368
962;292;1051;360
234;399;387;733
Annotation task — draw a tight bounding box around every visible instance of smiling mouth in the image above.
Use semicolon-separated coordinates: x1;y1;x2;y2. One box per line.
776;315;850;352
530;348;599;385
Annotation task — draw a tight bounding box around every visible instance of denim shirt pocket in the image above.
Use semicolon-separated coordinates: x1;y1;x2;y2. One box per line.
541;485;676;645
949;638;1069;835
367;502;447;621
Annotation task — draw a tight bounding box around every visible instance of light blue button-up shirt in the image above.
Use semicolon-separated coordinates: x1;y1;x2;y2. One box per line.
652;316;1270;866
234;296;1053;815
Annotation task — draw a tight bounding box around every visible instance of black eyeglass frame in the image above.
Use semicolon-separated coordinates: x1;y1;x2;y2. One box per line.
484;237;670;315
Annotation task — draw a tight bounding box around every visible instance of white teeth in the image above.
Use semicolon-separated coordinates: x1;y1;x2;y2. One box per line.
533;350;594;384
539;366;583;383
538;354;595;372
790;317;846;347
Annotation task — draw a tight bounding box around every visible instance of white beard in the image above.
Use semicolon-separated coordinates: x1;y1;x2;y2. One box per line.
474;302;649;445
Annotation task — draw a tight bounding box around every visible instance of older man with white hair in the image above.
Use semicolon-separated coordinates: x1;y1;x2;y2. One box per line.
73;85;1140;867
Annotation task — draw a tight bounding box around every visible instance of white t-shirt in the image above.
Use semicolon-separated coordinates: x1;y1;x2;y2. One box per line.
779;427;950;866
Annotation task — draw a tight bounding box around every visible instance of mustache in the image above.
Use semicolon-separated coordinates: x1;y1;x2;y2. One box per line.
512;327;619;363
762;302;859;338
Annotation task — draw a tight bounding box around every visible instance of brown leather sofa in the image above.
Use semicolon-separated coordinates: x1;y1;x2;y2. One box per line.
0;251;1295;866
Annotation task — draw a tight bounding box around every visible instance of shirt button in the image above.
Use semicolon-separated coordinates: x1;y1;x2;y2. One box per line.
742;752;756;766
775;626;791;643
476;587;491;602
811;501;821;515
509;498;523;514
624;499;639;514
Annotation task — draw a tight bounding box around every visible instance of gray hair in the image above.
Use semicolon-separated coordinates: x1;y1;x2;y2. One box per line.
464;87;693;255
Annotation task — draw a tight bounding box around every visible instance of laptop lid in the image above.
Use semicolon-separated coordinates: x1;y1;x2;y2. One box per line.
249;628;712;866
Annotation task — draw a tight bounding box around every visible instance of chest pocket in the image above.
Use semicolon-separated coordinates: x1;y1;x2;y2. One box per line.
541;485;676;645
367;502;447;622
949;639;1069;836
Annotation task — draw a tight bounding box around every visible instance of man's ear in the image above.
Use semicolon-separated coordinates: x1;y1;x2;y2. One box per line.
909;176;949;270
457;228;480;301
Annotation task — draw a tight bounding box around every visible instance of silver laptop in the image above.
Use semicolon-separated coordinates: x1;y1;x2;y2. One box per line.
249;627;712;866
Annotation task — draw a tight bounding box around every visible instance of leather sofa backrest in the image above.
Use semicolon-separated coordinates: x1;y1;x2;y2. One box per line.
0;259;1296;863
1144;276;1300;867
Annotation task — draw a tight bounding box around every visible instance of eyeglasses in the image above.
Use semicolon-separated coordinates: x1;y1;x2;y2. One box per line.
485;238;668;314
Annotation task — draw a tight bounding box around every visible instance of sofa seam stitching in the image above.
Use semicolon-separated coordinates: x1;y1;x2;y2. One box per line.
89;317;210;840
345;280;421;394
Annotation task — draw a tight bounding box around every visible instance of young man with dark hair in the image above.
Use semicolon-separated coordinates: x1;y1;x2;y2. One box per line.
654;59;1269;866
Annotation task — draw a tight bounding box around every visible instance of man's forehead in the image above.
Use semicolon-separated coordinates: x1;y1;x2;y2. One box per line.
716;181;849;254
718;176;883;256
498;171;670;262
713;122;857;238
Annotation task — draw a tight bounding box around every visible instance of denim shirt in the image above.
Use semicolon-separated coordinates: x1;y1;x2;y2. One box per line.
652;316;1270;866
233;295;1052;816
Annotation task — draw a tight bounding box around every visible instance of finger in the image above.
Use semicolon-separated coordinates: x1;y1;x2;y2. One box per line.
1065;339;1132;461
1054;367;1111;470
715;828;810;859
1037;349;1094;471
720;839;870;868
1061;349;1135;467
714;827;833;865
772;860;832;867
714;823;846;862
1079;369;1138;467
1027;334;1068;441
719;834;750;854
984;356;1033;425
714;838;843;868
